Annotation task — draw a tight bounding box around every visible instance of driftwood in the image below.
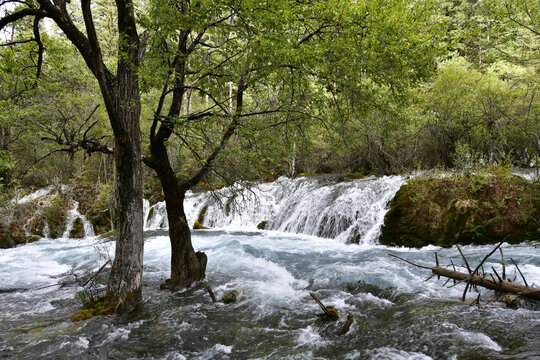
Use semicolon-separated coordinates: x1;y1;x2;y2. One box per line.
205;283;217;302
336;314;354;336
310;292;339;320
389;242;540;303
309;292;354;335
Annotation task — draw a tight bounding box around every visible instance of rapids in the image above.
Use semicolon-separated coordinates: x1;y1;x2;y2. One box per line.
1;175;539;359
0;231;539;359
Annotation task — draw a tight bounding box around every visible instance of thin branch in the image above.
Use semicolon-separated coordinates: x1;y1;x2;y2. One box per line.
510;258;529;287
0;38;34;46
456;245;472;274
32;14;44;79
461;241;504;302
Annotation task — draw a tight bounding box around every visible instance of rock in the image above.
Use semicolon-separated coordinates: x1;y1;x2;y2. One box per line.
73;183;115;236
70;218;85;238
380;175;540;247
193;220;208;230
0;222;40;249
222;290;238;304
256;221;267;230
43;196;70;239
197;205;208;224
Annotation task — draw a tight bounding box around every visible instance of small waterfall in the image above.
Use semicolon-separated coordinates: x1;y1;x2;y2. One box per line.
144;201;168;230
62;201;95;238
145;175;406;244
13;185;54;205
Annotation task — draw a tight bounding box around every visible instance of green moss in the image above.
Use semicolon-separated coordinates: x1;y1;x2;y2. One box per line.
222;290;238;304
193;220;208;230
70;297;111;322
0;221;40;249
70;218;85;238
197;205;208;224
74;182;115;236
257;221;268;230
43;195;70;238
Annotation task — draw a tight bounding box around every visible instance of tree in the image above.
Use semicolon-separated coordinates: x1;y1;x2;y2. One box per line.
138;0;445;288
1;0;144;312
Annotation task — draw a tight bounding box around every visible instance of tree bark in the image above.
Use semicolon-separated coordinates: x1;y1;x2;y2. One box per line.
25;0;146;312
144;26;207;290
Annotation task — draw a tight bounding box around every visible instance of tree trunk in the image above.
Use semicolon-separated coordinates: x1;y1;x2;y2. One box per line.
102;0;144;312
0;126;11;184
144;140;207;290
104;90;144;311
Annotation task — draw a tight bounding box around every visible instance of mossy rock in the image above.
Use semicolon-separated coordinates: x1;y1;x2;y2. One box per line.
222;290;238;304
257;221;268;230
70;218;86;239
197;205;208;224
380;175;540;247
73;183;115;236
193;220;208;230
43;196;70;238
0;222;40;249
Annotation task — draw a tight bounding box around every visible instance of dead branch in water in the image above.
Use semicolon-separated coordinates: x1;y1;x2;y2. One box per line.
310;292;339;320
388;244;540;302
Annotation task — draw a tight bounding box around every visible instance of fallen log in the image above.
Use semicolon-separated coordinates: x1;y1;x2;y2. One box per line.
389;250;540;302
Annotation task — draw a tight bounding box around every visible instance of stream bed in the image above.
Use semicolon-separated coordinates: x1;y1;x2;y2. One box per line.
1;230;539;359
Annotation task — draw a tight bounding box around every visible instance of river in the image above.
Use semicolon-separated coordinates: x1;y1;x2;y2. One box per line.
1;175;539;359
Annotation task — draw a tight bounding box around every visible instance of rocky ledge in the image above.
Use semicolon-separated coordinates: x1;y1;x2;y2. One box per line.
380;174;540;247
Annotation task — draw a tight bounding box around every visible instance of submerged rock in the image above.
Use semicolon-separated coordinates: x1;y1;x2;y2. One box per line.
380;175;540;247
222;290;239;304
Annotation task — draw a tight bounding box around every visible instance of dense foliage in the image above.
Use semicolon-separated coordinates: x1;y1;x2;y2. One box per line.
0;0;538;193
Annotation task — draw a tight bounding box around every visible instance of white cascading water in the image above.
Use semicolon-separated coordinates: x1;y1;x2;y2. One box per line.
145;175;406;244
62;201;95;238
13;187;95;239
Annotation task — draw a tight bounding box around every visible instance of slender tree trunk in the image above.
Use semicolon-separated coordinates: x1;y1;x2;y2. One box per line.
0;126;11;184
102;0;144;311
143;140;207;290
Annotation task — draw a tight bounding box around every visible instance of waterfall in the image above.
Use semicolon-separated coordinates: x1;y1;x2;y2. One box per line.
145;175;405;244
62;201;95;238
12;175;405;243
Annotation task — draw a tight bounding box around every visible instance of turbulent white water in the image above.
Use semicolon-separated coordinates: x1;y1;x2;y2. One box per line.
0;230;539;359
1;175;540;359
62;201;95;239
146;175;406;244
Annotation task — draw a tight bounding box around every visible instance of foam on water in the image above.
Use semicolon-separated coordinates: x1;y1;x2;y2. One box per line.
62;201;95;238
365;348;433;360
2;182;540;359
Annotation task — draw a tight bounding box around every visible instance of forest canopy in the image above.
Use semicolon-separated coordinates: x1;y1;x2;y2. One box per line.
0;0;538;189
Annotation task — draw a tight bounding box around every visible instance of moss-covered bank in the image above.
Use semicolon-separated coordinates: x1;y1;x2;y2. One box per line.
380;174;540;247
